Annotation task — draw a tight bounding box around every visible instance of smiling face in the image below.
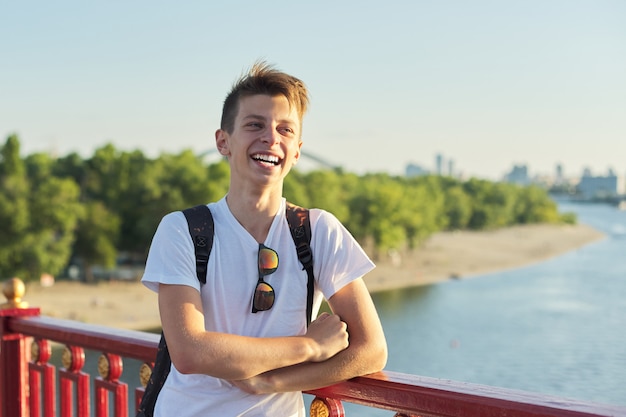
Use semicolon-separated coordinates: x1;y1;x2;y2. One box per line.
216;94;302;191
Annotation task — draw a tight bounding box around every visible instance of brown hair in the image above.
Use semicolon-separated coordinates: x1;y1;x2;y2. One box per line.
220;61;310;134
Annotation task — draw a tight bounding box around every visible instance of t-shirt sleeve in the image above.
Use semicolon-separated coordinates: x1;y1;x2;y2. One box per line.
311;210;375;300
141;211;201;293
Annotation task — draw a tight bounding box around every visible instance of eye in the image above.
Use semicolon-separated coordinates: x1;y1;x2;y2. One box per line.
246;122;263;130
279;126;296;136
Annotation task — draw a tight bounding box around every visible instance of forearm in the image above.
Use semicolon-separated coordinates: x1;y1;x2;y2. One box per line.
184;312;349;379
236;336;387;393
282;339;385;391
175;333;317;380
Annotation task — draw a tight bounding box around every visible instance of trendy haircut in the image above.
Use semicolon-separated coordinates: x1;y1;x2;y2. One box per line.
220;61;310;135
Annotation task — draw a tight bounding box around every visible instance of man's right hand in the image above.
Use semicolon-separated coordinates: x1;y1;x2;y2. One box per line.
305;312;349;362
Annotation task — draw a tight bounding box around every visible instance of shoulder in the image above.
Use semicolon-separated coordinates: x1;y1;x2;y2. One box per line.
156;210;189;234
309;208;344;231
160;203;216;231
284;203;338;224
284;205;345;234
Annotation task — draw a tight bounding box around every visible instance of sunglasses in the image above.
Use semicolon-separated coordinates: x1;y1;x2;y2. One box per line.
252;243;279;313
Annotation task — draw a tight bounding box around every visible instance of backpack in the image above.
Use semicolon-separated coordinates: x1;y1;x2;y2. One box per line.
136;202;314;417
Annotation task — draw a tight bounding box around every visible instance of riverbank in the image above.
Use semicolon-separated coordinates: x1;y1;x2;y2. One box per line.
364;222;605;292
17;222;605;331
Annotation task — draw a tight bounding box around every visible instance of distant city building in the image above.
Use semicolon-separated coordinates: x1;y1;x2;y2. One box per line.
405;163;430;177
435;153;443;176
447;159;455;177
577;170;618;199
504;164;530;185
555;163;564;184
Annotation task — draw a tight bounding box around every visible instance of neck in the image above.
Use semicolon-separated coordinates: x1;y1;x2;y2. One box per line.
225;186;283;243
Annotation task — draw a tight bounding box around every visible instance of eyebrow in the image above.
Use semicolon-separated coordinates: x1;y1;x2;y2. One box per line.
242;114;297;126
242;114;265;121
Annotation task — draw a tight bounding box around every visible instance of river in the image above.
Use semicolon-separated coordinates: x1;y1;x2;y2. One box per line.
342;202;626;415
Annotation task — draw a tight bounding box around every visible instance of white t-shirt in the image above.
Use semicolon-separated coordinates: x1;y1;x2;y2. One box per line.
141;197;375;417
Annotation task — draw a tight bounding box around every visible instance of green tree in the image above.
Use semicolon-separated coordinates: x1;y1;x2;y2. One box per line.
53;152;87;191
348;174;409;257
84;143;125;204
284;169;311;207
513;185;560;224
464;178;498;229
112;149;162;253
73;202;120;282
0;135;83;281
128;150;216;252
303;170;350;222
482;182;518;228
206;159;231;202
400;178;443;247
0;135;30;279
443;185;472;230
25;176;83;280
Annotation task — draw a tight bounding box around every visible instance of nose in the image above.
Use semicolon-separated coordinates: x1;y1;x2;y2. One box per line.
260;125;280;145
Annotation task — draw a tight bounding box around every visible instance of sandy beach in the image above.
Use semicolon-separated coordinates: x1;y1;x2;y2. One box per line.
13;222;605;331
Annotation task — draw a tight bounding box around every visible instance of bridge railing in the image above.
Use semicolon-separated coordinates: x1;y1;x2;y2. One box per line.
1;281;625;417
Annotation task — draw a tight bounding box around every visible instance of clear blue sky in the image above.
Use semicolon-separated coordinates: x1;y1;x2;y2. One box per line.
2;1;625;180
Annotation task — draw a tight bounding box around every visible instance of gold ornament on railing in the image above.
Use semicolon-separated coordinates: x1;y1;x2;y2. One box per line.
98;354;111;379
61;347;73;369
139;363;153;387
31;339;52;364
98;352;123;381
61;345;86;372
310;397;344;417
1;277;29;309
310;399;330;417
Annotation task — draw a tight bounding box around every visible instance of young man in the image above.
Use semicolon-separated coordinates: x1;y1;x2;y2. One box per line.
141;62;387;416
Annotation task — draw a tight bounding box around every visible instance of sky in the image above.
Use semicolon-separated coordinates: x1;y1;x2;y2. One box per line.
1;1;625;180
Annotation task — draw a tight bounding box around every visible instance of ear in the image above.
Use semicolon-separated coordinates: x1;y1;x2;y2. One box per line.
215;129;230;156
296;141;302;162
293;140;303;166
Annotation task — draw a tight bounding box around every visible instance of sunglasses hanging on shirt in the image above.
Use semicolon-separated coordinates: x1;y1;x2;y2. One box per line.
252;243;279;313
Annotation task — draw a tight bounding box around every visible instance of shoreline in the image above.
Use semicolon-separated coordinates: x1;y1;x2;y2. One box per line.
363;222;605;293
17;222;605;331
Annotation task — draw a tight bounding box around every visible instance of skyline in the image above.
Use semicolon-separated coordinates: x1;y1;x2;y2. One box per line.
2;1;625;180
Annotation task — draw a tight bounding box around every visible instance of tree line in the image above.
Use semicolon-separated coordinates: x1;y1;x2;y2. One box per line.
0;134;574;282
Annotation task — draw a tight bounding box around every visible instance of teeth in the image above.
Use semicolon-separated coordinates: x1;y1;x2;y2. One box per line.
253;154;280;164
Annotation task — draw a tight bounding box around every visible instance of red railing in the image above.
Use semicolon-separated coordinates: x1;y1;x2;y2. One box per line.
2;288;625;416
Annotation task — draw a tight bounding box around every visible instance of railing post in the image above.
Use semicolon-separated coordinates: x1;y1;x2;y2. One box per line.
95;353;128;417
29;339;57;417
0;278;41;417
59;345;90;417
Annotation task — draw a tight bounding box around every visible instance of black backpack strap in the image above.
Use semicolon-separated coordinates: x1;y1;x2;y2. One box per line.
182;205;214;284
137;205;214;417
136;335;171;417
285;202;315;326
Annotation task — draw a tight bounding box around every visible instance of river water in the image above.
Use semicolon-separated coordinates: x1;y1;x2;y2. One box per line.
343;202;626;416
